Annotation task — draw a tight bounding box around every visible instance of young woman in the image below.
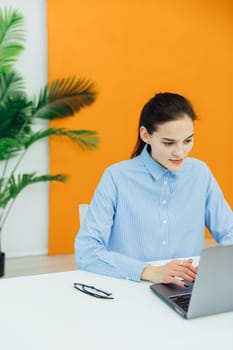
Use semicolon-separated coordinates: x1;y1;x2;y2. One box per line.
75;92;233;286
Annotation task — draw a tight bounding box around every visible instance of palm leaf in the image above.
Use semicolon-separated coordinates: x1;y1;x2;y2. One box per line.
22;128;100;149
7;173;67;200
0;174;67;209
0;191;10;209
0;173;68;231
0;178;9;208
0;8;25;73
0;93;32;138
0;70;25;103
0;137;22;160
32;77;97;120
58;129;100;149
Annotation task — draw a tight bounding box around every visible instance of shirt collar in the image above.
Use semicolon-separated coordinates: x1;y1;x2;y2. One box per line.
139;145;178;181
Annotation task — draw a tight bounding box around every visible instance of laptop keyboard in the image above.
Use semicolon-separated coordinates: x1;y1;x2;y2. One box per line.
169;294;191;312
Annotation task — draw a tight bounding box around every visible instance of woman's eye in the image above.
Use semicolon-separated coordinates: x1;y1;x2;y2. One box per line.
185;139;193;144
163;142;173;146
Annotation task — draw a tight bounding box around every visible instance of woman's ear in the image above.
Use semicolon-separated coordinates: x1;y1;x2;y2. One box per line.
140;126;150;143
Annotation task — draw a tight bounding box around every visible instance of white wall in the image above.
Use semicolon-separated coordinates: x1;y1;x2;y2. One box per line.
1;0;48;257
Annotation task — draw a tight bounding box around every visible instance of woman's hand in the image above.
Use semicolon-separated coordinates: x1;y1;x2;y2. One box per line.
141;259;197;288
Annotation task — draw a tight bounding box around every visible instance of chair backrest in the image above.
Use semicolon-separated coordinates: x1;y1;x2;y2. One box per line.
78;204;89;226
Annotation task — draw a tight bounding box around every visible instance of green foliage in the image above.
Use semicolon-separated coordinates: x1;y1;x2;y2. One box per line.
33;77;97;120
0;172;67;211
0;7;99;248
0;8;25;73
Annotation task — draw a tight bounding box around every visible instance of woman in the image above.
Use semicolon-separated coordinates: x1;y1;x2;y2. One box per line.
75;92;233;286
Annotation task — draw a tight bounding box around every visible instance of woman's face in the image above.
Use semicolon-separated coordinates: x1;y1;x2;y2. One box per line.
140;115;194;172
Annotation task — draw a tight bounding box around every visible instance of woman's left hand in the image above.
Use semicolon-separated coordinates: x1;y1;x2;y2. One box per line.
141;258;197;287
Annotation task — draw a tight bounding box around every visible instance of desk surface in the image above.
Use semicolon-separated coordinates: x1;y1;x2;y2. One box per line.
0;265;232;350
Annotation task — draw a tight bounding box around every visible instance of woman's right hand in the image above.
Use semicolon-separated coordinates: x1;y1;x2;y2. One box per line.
141;259;197;287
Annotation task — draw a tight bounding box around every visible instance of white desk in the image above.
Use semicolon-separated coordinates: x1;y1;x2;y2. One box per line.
0;267;232;350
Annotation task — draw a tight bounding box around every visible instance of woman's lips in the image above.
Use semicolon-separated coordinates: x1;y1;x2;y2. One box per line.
169;159;184;165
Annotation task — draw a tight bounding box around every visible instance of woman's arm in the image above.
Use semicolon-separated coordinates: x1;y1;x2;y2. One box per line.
75;168;148;282
205;166;233;245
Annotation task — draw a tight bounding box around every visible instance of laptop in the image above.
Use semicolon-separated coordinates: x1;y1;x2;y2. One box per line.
150;244;233;319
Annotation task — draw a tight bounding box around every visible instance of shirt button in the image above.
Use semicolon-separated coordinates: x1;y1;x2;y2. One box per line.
164;181;167;185
163;219;167;224
162;241;166;246
163;200;167;204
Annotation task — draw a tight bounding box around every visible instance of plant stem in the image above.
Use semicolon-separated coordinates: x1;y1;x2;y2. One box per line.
0;198;15;233
1;156;9;179
0;150;27;231
0;112;30;194
0;157;10;192
1;148;27;194
10;148;27;176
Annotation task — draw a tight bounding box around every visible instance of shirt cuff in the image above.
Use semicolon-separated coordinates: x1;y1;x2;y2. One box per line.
118;259;149;282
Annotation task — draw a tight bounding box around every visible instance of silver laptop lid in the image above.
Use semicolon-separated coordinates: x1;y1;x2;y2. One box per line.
187;244;233;319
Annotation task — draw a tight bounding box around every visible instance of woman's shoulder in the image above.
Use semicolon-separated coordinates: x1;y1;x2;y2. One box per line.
102;157;144;182
185;157;211;174
98;158;140;187
106;157;140;173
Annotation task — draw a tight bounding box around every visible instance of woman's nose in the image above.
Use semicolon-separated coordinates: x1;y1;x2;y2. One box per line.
172;147;185;158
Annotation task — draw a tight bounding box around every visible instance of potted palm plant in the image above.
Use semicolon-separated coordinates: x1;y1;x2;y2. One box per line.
0;8;99;276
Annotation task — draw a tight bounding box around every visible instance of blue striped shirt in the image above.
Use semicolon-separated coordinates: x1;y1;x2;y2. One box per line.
75;146;233;281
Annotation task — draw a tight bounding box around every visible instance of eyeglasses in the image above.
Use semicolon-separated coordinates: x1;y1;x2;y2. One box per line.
73;283;114;299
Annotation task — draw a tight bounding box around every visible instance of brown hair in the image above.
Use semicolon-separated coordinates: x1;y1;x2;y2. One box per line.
131;92;197;158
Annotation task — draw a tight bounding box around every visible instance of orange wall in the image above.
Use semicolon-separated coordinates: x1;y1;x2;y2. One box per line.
47;0;233;254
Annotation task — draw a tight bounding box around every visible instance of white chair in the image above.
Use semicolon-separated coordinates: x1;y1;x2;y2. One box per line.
78;204;89;226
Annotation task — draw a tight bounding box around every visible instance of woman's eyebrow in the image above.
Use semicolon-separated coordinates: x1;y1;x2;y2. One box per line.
185;133;194;140
161;133;194;142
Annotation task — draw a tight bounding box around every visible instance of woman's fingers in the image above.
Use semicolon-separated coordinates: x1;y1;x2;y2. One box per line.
141;259;197;286
161;259;197;287
177;259;197;280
